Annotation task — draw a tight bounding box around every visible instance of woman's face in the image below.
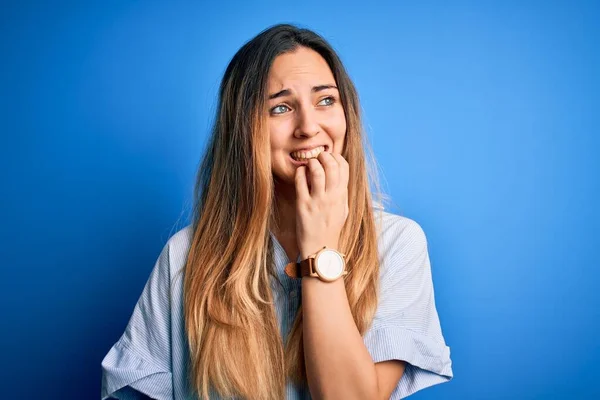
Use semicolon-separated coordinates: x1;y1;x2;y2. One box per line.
267;46;347;185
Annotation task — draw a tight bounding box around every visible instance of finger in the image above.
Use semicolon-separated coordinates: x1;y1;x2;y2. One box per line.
317;151;339;193
307;158;326;196
330;153;349;190
294;166;310;200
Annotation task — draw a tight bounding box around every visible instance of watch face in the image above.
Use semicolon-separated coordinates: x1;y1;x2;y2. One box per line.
315;250;345;280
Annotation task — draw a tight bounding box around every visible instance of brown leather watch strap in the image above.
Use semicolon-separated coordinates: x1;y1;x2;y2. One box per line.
284;261;299;278
284;258;314;278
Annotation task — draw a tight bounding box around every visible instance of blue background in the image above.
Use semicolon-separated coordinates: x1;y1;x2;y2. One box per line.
2;1;598;399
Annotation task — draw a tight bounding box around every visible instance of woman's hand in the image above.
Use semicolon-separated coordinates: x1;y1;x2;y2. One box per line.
294;151;349;259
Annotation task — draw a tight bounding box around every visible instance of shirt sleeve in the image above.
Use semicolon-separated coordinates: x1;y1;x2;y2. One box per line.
363;217;454;399
101;241;174;400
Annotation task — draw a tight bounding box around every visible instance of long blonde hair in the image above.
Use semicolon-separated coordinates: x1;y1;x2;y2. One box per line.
184;23;387;399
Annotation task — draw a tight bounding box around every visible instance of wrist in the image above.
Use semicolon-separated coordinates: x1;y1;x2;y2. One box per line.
300;243;339;260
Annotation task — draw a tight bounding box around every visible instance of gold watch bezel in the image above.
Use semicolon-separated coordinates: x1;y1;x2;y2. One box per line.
306;246;347;282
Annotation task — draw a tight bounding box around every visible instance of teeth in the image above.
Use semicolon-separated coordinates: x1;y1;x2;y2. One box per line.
291;146;325;160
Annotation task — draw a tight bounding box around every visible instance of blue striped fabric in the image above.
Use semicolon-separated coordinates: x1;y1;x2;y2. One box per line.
101;207;453;399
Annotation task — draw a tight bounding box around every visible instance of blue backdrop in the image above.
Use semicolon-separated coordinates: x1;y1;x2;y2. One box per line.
2;1;598;399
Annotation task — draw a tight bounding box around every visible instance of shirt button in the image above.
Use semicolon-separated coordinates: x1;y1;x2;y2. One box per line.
290;290;297;298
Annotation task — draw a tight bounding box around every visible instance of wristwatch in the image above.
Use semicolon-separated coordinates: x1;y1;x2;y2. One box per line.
284;246;348;282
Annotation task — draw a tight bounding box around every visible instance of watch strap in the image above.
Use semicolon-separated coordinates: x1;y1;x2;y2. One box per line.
284;247;348;280
284;258;314;278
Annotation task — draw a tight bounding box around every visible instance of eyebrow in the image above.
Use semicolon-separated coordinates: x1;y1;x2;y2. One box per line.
268;84;338;100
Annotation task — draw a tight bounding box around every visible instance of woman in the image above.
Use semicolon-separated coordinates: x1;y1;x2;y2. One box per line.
101;23;453;400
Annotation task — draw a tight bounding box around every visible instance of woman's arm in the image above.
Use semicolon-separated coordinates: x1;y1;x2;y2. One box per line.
295;153;406;399
302;274;405;400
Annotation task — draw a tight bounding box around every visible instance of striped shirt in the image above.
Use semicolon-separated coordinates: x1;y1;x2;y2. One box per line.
101;207;453;399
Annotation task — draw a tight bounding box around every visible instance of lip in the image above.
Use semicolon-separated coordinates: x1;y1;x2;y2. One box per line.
290;144;329;153
289;154;310;166
289;145;329;166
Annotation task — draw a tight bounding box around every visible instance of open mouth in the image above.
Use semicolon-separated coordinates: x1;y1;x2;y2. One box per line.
290;145;329;162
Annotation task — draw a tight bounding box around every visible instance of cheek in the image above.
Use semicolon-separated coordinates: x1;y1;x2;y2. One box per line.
268;123;288;152
324;109;347;140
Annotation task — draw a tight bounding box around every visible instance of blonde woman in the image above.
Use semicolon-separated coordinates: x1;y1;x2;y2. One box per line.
101;23;453;400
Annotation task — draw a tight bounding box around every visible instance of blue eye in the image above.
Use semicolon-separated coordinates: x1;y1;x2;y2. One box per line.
271;104;290;115
318;96;335;106
270;96;335;115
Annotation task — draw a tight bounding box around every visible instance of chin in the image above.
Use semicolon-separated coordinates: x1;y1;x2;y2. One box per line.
272;169;293;185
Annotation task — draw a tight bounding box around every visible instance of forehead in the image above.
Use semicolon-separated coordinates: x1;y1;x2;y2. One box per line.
268;47;335;89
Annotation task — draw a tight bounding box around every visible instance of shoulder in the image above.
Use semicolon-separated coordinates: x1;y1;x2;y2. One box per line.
373;210;429;278
159;225;194;279
166;224;194;255
375;210;427;253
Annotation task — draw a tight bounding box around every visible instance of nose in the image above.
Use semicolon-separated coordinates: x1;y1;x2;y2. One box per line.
293;105;320;139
